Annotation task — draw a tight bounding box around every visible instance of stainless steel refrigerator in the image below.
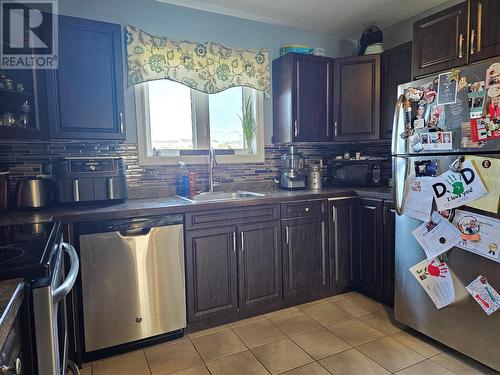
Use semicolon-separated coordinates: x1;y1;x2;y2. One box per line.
392;58;500;371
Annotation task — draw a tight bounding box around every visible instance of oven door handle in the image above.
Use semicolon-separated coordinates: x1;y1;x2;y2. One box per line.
52;242;80;304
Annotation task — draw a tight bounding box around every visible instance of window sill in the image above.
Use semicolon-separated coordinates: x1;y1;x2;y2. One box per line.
138;152;265;166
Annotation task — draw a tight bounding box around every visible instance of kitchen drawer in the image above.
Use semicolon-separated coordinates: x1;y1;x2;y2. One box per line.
185;205;280;230
281;200;326;219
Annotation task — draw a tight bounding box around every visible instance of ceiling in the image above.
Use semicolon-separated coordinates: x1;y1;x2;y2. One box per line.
157;0;450;38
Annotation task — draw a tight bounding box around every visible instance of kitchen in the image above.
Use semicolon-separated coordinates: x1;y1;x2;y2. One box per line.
0;0;499;374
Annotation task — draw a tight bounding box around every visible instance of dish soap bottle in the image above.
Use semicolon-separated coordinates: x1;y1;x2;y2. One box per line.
176;162;189;197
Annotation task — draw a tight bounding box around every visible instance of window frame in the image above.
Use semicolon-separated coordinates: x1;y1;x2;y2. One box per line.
135;81;265;166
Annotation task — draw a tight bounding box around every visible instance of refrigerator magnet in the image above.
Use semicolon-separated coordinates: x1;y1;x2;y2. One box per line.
404;87;424;101
420;131;452;150
468;90;486;119
414;160;439;177
470;117;500;142
409;257;455;309
466;276;500;316
412;211;462;259
431;160;489;211
454;209;500;263
437;72;458;106
485;63;500;89
409;134;423;153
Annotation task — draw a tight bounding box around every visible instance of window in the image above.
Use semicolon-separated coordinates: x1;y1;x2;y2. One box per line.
135;80;264;165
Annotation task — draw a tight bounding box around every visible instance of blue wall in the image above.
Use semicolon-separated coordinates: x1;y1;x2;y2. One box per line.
57;0;356;143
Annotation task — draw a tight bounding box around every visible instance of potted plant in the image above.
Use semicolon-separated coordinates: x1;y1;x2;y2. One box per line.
239;97;257;154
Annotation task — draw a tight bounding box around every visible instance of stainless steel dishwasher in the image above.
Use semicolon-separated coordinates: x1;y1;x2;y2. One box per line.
78;215;186;353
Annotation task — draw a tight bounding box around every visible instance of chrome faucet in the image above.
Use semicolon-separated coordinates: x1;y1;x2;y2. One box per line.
208;148;219;192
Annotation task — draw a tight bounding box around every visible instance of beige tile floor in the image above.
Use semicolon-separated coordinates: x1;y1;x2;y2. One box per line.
81;292;498;375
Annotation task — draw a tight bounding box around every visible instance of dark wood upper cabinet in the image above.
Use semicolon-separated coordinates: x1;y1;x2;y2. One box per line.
237;221;282;310
272;53;333;143
470;0;500;63
380;42;413;139
43;15;125;140
333;54;380;141
282;215;329;299
329;198;359;294
413;2;469;78
185;226;238;322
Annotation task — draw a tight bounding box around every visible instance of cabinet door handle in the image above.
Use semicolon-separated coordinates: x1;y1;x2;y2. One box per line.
107;177;115;199
285;226;289;245
470;29;476;55
119;112;124;133
334;122;338;137
72;179;80;202
293;120;299;138
304;207;310;212
458;34;464;59
240;231;244;252
232;232;236;252
477;2;483;52
331;206;336;223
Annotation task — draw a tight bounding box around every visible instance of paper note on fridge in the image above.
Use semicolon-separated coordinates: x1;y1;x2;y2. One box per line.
410;258;455;309
454;209;500;263
412;211;462;259
465;156;499;214
466;276;500;316
431;160;488;211
403;175;434;222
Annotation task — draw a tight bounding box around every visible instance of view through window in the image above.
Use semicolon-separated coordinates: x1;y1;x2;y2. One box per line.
147;80;250;153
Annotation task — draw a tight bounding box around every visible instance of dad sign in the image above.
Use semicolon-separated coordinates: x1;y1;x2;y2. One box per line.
432;160;488;211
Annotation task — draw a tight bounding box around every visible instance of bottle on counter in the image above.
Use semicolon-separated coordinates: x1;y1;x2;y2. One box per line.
188;171;197;197
176;162;189;197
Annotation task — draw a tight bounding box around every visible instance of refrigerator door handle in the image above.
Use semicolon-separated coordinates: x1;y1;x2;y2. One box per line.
392;155;408;216
391;94;405;156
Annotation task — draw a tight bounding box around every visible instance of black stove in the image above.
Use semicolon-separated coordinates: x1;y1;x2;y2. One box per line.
0;221;61;282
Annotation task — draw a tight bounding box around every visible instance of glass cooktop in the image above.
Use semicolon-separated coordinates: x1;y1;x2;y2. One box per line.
0;221;59;281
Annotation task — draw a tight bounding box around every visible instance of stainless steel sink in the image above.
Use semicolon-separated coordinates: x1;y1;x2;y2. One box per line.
177;191;265;203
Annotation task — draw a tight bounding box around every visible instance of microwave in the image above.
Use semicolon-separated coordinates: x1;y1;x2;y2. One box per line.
328;159;383;187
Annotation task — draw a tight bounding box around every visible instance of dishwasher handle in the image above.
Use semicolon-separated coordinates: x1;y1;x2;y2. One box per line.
119;228;152;237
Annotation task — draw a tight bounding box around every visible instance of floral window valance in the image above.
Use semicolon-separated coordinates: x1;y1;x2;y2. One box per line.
125;25;270;95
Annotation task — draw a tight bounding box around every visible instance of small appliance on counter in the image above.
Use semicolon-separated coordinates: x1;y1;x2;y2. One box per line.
15;177;51;209
55;157;127;204
0;165;10;212
328;157;383;187
280;145;306;190
307;165;323;190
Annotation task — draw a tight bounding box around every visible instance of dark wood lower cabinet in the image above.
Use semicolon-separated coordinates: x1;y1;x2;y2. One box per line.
329;198;359;293
238;221;282;310
185;214;282;322
357;198;395;305
185;197;396;328
282;216;329;299
185;226;238;322
382;201;396;306
358;199;384;298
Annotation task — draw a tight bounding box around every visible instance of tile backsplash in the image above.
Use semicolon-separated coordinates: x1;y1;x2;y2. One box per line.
0;141;391;199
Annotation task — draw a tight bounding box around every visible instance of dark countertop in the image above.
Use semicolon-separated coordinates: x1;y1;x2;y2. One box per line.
0;279;24;349
0;187;393;226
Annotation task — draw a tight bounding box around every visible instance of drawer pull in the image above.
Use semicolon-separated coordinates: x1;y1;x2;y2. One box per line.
304;207;310;212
